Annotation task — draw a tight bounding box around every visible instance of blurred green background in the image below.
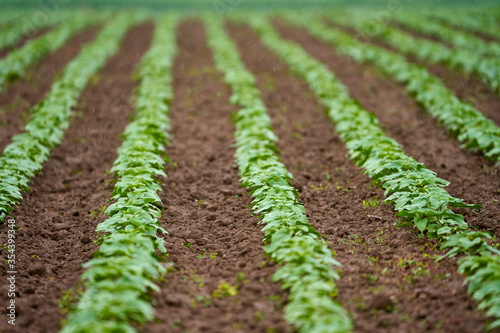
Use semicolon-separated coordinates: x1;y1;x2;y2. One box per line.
0;0;498;11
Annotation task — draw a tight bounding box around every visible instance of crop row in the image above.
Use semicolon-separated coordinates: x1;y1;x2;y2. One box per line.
0;12;107;91
427;10;500;40
329;11;500;96
283;13;500;164
0;10;68;51
0;13;144;222
61;15;178;333
204;15;352;333
246;14;500;328
391;12;500;58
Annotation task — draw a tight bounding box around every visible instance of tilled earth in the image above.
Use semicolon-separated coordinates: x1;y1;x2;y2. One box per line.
0;16;499;333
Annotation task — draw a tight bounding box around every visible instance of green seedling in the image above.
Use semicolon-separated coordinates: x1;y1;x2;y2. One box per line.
213;282;238;298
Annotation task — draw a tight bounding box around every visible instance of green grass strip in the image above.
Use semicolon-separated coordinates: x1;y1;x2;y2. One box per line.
328;11;500;95
246;15;500;330
283;13;500;164
0;11;68;50
59;14;178;333
204;15;352;333
0;12;108;91
391;12;500;58
0;13;145;222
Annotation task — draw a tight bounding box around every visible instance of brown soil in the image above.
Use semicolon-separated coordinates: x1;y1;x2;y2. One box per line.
0;26;99;153
0;22;153;333
143;20;290;333
295;19;500;237
227;21;498;333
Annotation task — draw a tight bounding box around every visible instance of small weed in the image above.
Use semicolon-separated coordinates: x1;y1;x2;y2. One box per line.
310;183;325;191
268;295;283;310
182;242;192;248
367;256;378;265
233;321;244;330
348;234;367;245
254;310;266;322
93;232;105;246
337;238;348;244
170;318;184;328
398;258;415;269
369;286;385;294
400;314;410;322
374;229;388;244
236;272;249;284
190;274;205;287
412;267;430;277
363;197;381;207
213;282;238;298
197;249;207;259
192;294;212;307
59;284;84;314
349;296;366;311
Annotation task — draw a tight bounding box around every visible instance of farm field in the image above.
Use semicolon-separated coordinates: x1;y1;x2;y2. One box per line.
1;2;500;332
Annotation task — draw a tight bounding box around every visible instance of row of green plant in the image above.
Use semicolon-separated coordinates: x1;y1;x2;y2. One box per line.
246;15;500;329
285;14;500;164
0;13;144;222
0;12;108;91
427;10;500;40
391;12;500;58
0;10;68;50
329;11;500;95
204;15;352;333
60;14;178;333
